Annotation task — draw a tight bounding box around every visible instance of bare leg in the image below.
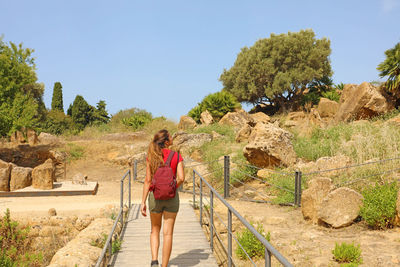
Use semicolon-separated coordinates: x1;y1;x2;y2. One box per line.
150;212;162;261
161;211;177;267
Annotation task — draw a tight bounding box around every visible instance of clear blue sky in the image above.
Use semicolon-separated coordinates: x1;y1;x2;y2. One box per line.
1;0;399;120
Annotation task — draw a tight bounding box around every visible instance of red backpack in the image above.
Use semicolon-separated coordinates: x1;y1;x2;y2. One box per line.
150;151;179;200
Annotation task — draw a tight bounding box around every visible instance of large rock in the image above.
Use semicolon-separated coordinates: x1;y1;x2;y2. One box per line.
335;82;393;122
32;159;54;190
318;187;363;228
200;110;214;125
301;178;335;223
235;124;252;143
250;112;270;124
219;110;255;131
27;128;38;146
10;166;32;191
49;218;115;267
178;116;197;130
243;123;297;168
38;132;59;144
0;160;11;191
171;131;213;156
295;155;352;177
318;98;339;118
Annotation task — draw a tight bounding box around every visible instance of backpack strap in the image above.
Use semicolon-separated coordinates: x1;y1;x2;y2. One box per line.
165;151;176;166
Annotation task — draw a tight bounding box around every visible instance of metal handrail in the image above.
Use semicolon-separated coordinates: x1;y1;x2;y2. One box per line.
95;169;133;267
193;169;293;267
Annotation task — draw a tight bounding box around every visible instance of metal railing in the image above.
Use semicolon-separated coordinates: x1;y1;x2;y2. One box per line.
95;168;134;267
193;168;293;267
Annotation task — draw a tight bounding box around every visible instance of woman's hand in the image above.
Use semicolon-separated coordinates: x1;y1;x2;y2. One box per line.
141;203;147;217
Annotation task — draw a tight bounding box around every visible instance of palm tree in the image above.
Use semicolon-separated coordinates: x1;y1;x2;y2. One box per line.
377;43;400;94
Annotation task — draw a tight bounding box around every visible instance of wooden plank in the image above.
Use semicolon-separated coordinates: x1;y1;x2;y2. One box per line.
113;203;218;267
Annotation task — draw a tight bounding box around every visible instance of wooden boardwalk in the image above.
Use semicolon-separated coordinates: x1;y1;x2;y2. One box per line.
112;203;218;267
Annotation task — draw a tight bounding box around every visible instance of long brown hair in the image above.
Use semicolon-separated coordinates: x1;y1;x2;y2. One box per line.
147;129;171;178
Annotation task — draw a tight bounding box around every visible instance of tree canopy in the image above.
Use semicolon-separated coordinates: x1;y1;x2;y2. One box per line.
0;38;45;136
219;29;332;112
51;82;64;112
377;42;400;97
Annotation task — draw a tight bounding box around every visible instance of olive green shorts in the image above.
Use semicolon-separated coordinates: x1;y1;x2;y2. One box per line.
148;191;180;213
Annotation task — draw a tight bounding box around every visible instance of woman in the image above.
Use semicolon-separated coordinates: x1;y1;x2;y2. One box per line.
141;129;185;267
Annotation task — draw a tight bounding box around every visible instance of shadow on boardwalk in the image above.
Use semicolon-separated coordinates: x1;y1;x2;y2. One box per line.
169;249;210;267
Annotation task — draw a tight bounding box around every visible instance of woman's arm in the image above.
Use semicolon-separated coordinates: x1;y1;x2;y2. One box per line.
176;161;185;188
140;161;151;217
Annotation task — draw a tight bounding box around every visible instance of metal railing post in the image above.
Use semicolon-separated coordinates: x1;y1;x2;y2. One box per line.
210;189;214;252
224;155;230;198
120;180;124;226
265;247;271;267
199;176;203;225
228;209;232;267
128;170;132;209
133;160;138;181
294;171;302;207
193;170;196;208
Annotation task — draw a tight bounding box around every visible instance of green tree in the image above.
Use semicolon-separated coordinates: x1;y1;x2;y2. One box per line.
188;91;241;122
0;38;45;136
220;29;332;112
377;42;400;97
69;95;92;130
91;100;110;124
51;82;64;112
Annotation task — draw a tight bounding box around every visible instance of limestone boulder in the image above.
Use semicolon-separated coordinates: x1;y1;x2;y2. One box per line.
219;110;255;131
10;130;25;144
10;166;32;191
336;82;393;122
27;128;38;145
318;98;339;118
301;178;335;223
49;150;67;164
318;187;363;228
49;218;115;267
243;123;297;168
38;132;59;144
295;155;352;177
0;159;11;191
178;116;197;130
235;124;252;143
32;159;54;189
171;131;212;156
200;110;214;125
250;112;270;124
72;173;88;185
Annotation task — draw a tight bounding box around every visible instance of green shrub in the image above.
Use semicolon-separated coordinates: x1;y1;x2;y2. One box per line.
236;222;270;259
359;183;398;229
121;109;153;130
62;143;85;161
188;91;241;123
321;89;340;102
41;110;74;135
0;209;42;267
332;242;362;265
112;238;122;254
192;123;235;141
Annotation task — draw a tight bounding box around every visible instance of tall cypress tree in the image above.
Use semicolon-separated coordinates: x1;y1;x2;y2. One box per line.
51;82;64;112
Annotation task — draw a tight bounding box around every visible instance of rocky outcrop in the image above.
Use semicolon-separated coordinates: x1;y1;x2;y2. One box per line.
171;131;212;156
219;110;255;131
295;155;352;177
318;98;339;118
10;130;26;144
301;178;335;223
0;159;11;191
27;129;38;145
243;123;297;168
38;132;59;144
250;112;270;124
10;166;32;191
335;82;393;122
48;218;116;267
318;187;363;228
200;110;214;125
178;116;197;130
32;159;55;190
235;124;252;143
